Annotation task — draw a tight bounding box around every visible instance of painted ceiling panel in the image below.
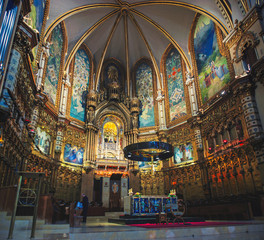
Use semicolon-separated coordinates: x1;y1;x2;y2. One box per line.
45;0;233;74
133;14;170;71
47;0;117;30
127;17;150;69
134;4;196;65
104;17;126;67
83;14;118;68
127;0;226;25
65;7;116;56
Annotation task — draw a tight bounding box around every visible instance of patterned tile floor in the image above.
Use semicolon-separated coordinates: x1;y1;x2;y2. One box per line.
1;214;264;240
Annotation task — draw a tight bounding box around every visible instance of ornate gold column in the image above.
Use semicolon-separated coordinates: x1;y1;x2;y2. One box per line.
130;97;140;144
54;121;66;161
84;90;98;168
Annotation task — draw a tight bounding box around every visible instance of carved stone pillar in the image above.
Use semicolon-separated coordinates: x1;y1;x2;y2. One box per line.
156;90;166;130
54;120;66;161
59;73;70;117
238;80;264;173
85;90;98;168
240;84;264;140
30;107;39;132
36;42;50;91
85;125;98;167
186;72;198;116
130;97;140;144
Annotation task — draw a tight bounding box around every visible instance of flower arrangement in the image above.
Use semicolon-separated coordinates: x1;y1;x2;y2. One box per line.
134;192;141;198
168;189;176;197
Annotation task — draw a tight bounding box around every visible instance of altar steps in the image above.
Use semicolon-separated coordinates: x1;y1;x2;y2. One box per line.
108;214;205;225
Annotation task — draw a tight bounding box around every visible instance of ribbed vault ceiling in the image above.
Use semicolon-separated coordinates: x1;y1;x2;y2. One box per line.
45;0;244;78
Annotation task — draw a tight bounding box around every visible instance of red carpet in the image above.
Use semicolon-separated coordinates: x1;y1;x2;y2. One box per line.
128;221;250;228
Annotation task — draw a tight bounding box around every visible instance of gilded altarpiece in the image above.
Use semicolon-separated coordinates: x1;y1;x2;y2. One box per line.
97;115;125;160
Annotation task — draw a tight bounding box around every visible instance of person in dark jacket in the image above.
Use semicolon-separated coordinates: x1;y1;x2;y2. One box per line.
82;193;89;223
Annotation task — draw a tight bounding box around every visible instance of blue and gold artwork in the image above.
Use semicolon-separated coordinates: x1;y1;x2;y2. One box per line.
64;144;84;165
44;24;63;105
194;15;230;103
0;49;21;109
133;198;140;214
70;49;90;121
140;198;149;213
166;48;186;122
34;127;51;155
136;63;155;128
174;142;193;164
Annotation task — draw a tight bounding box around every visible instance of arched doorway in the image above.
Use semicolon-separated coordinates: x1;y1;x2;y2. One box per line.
109;173;122;211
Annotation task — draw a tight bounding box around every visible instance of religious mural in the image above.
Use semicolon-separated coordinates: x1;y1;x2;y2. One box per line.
165;48;186;122
63;144;84;165
70;49;90;122
138;160;161;172
136;63;155;128
44;23;63;105
174;142;193;164
34;127;51;155
25;0;46;68
194;15;230;103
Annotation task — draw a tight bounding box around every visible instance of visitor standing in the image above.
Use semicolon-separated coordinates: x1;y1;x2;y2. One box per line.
82;193;89;223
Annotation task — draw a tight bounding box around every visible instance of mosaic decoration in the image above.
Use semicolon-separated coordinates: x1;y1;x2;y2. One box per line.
194;15;230;103
63;144;84;165
34;127;51;155
166;48;186;122
174;142;193;164
70;49;90;121
133;198;140;214
136;63;155;128
0;49;21;109
103;62;122;88
25;0;46;67
140;198;149;213
44;23;63;105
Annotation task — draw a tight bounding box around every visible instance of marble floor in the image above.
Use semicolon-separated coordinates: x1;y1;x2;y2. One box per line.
0;213;264;240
